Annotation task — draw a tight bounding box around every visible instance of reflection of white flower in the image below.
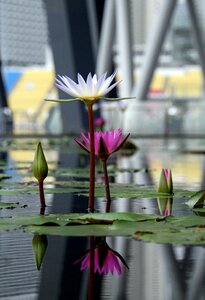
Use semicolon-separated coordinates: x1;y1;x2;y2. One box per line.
56;72;120;103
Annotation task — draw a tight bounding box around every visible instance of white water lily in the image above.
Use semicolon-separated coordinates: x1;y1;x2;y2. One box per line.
55;72;121;103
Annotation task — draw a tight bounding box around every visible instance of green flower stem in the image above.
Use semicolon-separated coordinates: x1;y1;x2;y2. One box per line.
38;180;46;214
102;159;111;213
88;236;94;300
87;104;95;213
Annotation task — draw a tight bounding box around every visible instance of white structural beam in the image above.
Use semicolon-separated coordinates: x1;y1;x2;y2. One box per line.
186;0;205;89
132;0;177;100
115;0;133;97
96;0;115;76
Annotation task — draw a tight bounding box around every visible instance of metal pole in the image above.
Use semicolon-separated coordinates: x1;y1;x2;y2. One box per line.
86;0;99;60
0;58;7;108
186;0;205;88
132;0;177;100
96;0;115;76
187;248;205;300
45;0;96;133
115;0;133;97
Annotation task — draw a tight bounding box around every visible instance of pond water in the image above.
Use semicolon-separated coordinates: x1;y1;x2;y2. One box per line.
1;137;205;300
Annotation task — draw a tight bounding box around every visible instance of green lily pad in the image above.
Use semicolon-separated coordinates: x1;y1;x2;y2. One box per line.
0;183;199;201
0;212;204;245
132;215;205;245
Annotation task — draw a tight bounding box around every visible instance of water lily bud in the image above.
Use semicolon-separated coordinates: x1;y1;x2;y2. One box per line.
32;234;48;270
157;168;173;194
98;136;109;160
33;142;48;181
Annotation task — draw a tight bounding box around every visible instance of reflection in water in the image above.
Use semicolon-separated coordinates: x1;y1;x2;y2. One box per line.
75;237;128;275
3;139;205;298
158;197;173;216
157;168;173;216
75;236;128;300
32;234;48;271
161;245;205;300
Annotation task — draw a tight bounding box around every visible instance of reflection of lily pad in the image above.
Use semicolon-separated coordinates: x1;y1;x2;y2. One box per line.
0;202;20;209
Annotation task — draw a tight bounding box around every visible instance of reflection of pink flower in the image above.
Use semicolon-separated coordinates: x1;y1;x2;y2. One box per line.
157;168;173;216
164;205;169;217
76;241;128;275
74;129;130;160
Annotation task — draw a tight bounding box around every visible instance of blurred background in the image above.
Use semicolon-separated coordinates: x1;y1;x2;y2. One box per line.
1;2;205;300
0;0;205;136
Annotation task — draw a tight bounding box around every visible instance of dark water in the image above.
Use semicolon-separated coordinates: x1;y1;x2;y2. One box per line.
1;138;205;300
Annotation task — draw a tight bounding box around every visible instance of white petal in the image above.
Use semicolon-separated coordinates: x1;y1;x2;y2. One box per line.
56;76;82;96
97;72;117;95
64;76;84;96
92;74;98;85
91;74;98;95
77;73;87;90
95;72;107;92
56;83;79;97
104;80;121;94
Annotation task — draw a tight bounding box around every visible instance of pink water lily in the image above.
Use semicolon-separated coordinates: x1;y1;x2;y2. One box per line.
76;240;128;275
74;129;130;160
56;72;120;103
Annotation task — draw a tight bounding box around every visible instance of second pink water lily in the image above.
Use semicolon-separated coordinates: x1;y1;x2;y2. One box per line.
74;129;130;160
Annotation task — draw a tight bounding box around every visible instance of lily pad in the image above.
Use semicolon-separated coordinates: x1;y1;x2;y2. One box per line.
185;190;205;208
0;212;203;245
132;215;205;245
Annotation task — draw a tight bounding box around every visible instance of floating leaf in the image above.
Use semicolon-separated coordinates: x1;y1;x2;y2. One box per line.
185;190;205;208
132;215;205;245
0;212;157;232
2;212;205;245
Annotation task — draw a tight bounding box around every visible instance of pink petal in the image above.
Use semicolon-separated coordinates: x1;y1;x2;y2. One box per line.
74;137;90;153
112;133;130;153
163;168;169;182
94;250;101;273
108;253;122;275
80;253;90;270
164;205;169;216
81;133;90;148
